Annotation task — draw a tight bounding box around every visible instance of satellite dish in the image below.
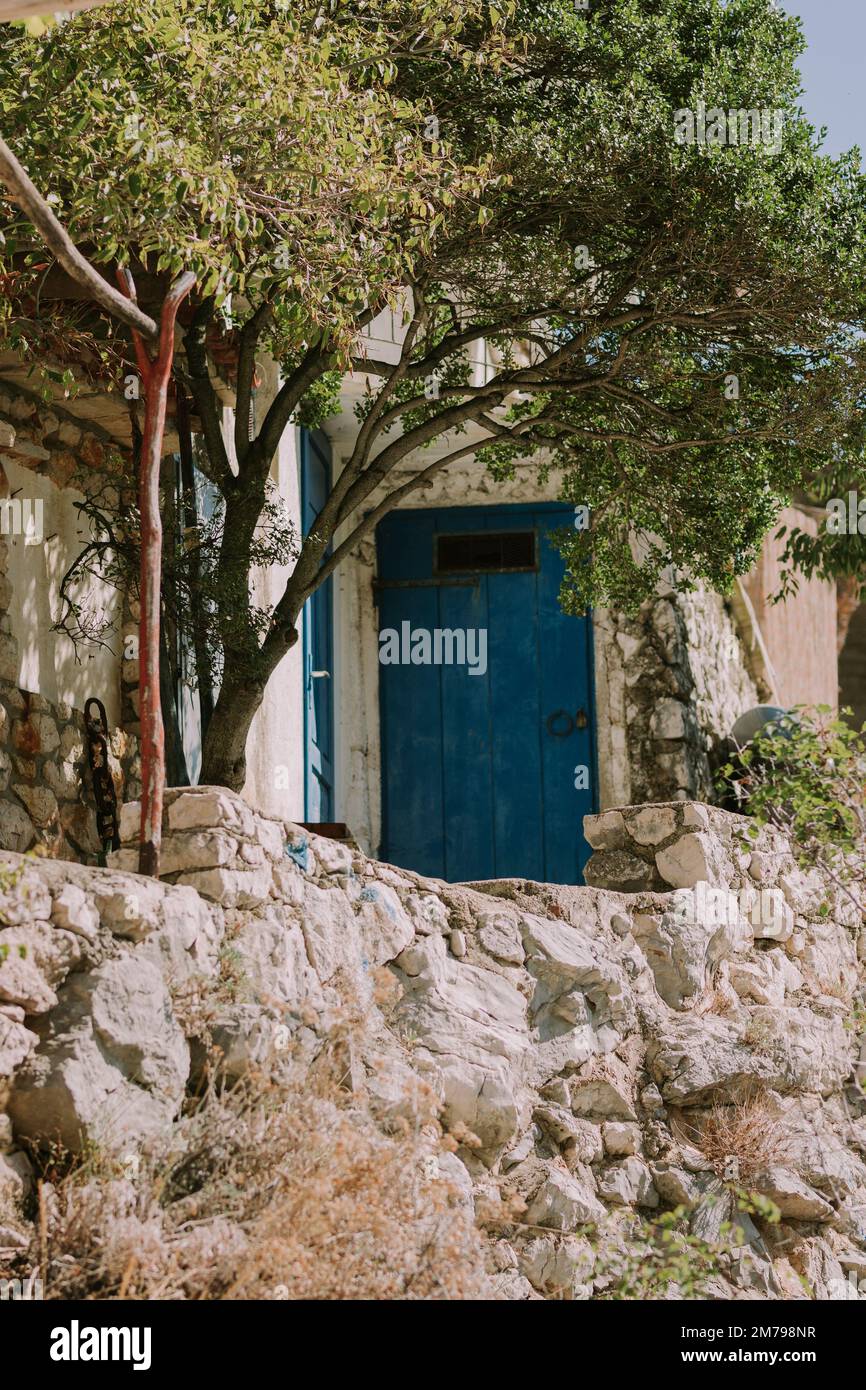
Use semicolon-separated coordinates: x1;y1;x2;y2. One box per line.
730;705;789;748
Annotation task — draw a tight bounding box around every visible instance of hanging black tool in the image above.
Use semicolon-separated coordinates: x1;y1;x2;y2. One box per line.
84;696;120;863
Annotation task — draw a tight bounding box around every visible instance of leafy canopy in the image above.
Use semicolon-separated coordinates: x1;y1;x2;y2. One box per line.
0;0;504;359
3;0;866;786
380;0;866;609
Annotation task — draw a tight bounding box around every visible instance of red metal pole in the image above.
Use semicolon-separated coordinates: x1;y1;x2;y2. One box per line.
117;270;195;876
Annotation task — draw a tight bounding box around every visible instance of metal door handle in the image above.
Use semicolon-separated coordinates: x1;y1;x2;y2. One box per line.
545;708;588;737
311;670;330;678
546;710;574;737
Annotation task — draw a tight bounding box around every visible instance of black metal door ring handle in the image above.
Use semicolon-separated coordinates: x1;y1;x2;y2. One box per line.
546;710;574;737
545;708;588;737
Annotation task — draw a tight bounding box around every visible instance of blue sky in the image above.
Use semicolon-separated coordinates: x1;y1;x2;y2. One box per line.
783;1;865;160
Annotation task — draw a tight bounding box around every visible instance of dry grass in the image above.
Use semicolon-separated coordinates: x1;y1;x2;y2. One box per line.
10;1022;492;1301
685;1092;789;1185
693;980;740;1018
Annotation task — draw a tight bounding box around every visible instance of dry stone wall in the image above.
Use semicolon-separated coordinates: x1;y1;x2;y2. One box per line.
595;584;762;807
0;380;124;496
0;787;864;1300
0;679;139;863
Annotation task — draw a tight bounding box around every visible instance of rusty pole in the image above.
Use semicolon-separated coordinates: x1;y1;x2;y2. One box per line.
117;269;195;877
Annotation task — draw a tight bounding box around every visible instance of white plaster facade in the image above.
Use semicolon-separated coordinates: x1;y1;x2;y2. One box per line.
2;454;123;726
239;360;307;825
232;373;571;847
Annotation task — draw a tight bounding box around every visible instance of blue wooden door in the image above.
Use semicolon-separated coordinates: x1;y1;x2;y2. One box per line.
376;502;596;883
300;429;334;820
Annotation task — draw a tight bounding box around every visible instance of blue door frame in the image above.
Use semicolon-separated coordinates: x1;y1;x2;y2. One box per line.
376;501;598;884
300;428;335;821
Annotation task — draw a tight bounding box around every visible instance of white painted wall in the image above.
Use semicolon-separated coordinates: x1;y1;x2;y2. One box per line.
238;365;306;823
2;456;122;725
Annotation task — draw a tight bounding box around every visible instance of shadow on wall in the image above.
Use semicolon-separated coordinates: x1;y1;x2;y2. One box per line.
0;462;138;861
741;506;838;711
839;599;866;730
1;456;122;725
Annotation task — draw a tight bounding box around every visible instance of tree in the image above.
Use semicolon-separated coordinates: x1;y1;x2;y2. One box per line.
0;2;193;875
0;0;502;790
3;0;866;792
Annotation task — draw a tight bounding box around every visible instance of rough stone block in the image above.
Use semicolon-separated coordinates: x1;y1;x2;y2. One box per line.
626;805;678;846
167;788;255;838
602;1120;641;1156
176;864;272;909
655;832;730;890
50;882;99;943
0;801;34;852
650;698;688;740
525;1168;606;1229
157;830;238;876
584;848;660;892
597;1155;658;1207
8;955;189;1153
582;809;626;851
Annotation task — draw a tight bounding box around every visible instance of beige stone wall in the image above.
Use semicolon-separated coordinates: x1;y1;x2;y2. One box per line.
592;583;761;810
742;506;838;711
592;507;842;813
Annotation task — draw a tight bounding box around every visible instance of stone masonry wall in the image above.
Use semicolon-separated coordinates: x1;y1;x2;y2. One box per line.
0;384;139;861
594;582;762;809
0;380;124;496
0;679;139;862
1;788;864;1300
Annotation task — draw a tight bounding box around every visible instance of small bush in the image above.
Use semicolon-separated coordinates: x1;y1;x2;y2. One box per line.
724;707;866;919
687;1093;788;1185
18;1036;492;1301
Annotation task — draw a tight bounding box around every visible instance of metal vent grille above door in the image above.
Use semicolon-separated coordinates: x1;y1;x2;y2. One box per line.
435;530;536;574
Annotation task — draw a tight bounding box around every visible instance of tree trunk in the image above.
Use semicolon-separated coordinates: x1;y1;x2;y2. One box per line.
199;613;301;790
199;678;261;790
118;270;195;876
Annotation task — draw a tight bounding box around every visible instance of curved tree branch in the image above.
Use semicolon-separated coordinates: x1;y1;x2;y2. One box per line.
0;133;158;340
